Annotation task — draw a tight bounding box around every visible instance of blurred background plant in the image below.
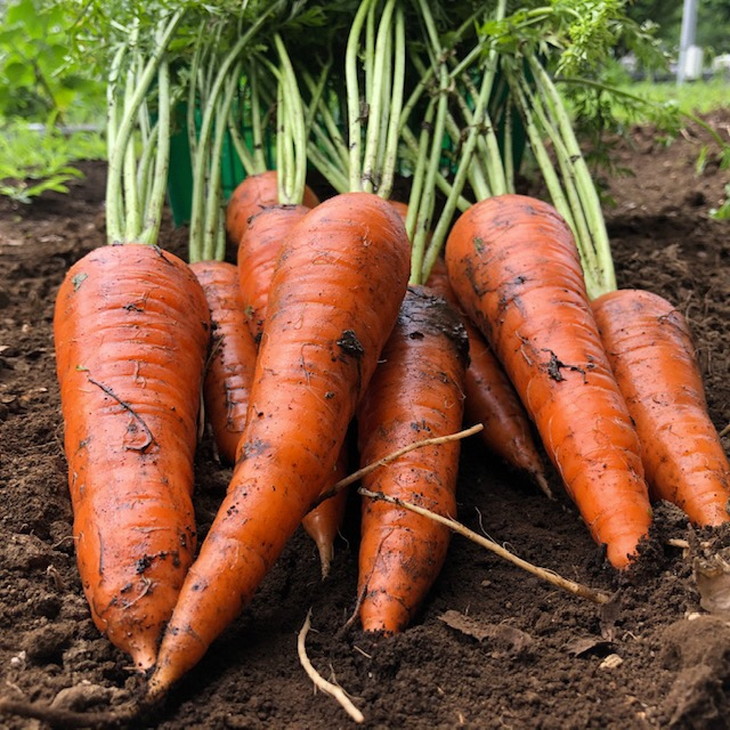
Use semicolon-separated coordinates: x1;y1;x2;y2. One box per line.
0;0;107;201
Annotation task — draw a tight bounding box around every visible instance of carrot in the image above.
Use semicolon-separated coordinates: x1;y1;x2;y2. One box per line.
445;194;652;568
225;170;320;247
53;244;211;670
426;258;550;495
238;203;348;576
356;285;467;632
591;289;730;525
302;445;350;579
237;203;312;341
148;191;409;694
189;261;257;464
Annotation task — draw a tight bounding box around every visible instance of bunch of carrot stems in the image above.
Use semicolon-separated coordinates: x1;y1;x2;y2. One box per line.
44;0;730;720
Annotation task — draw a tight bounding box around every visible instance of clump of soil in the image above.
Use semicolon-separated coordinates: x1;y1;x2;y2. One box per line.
0;111;729;729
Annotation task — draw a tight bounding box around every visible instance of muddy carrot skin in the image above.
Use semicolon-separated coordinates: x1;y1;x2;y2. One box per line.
357;286;468;632
53;244;210;670
149;192;410;694
190;261;257;464
237;204;311;341
225;170;320;248
426;258;550;495
445;194;652;568
592;288;730;524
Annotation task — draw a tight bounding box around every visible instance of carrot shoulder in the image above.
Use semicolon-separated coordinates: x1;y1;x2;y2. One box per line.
225;170;319;248
357;286;468;632
53;244;210;669
592;288;730;525
190;261;257;464
237;203;311;341
445;194;652;568
149;192;410;694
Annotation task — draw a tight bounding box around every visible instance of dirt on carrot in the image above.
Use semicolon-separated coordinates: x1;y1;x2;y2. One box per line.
1;110;729;728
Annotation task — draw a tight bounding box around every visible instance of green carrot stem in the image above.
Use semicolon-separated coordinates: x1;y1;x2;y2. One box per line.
443;106;490;201
301;68;350;176
529;55;616;297
400;124;473;212
507;68;577;234
345;0;373;191
360;0;395;193
122;59;141;241
227;108;257;177
136;118;157;209
306;142;350;194
199;63;241;262
404;97;436;244
274;32;307;204
248;59;269;175
189;11;273;259
105;10;184;245
139;55;171;246
377;4;405;200
186;26;206;165
361;0;396;193
421;65;494;282
517;72;595;275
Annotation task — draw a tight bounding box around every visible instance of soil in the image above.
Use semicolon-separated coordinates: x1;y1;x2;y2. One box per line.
1;110;729;730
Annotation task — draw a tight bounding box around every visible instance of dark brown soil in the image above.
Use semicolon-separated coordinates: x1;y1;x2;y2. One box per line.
1;111;729;730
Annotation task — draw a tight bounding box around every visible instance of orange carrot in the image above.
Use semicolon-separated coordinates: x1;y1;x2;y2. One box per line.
445;194;652;568
302;445;350;579
237;202;348;574
426;258;550;495
189;261;257;464
237;203;312;341
149;192;410;694
592;288;730;524
53;244;211;670
225;170;320;247
356;286;467;632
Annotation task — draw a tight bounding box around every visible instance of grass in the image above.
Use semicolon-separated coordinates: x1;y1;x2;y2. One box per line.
618;76;730;116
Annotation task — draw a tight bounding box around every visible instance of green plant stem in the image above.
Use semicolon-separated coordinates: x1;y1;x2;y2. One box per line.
404;97;436;243
248;59;269;175
400;124;473;212
378;5;405;200
361;0;395;194
506;68;576;234
139;55;171;246
529;55;616;297
274;32;307;205
422;65;495;283
200;62;241;261
302;66;349;175
188;11;274;260
105;10;184;245
345;0;373;191
122;55;141;241
228;108;257;178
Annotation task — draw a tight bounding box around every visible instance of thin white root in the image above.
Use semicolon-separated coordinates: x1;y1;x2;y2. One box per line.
358;488;612;605
297;609;365;724
311;424;483;511
719;423;730;438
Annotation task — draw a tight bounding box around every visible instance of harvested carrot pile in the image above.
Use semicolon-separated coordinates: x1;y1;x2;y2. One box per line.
1;107;730;726
1;0;729;724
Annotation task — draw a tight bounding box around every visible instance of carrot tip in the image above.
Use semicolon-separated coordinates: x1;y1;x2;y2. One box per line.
316;541;334;580
534;471;554;501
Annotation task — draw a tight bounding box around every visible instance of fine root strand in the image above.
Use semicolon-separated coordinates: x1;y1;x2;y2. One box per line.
310;423;483;511
297;609;365;724
357;488;612;605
